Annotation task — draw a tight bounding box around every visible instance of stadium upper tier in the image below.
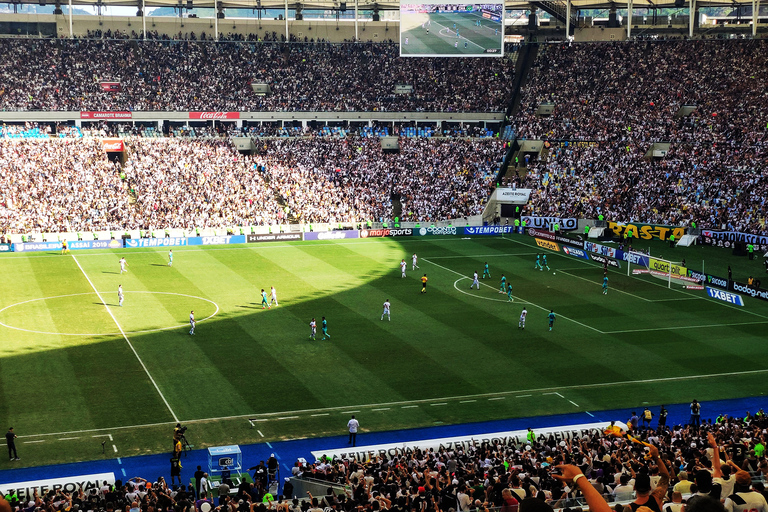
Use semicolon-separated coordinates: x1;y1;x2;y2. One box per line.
0;39;515;113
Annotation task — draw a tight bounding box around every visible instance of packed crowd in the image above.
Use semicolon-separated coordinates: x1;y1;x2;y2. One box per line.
516;143;768;235
0;137;503;233
509;39;768;234
5;408;768;512
0;39;514;112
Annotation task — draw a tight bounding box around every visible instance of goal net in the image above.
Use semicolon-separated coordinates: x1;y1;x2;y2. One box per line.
625;251;701;288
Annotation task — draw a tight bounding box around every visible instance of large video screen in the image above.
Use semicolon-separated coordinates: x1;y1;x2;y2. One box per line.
400;2;504;57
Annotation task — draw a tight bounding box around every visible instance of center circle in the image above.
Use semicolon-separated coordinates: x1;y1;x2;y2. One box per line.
0;291;219;336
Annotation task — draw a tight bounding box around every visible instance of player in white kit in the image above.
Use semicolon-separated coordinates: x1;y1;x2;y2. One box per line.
119;257;128;274
381;299;391;321
270;286;278;306
470;271;479;289
189;310;195;335
518;307;528;329
400;259;407;278
118;285;124;307
412;253;419;270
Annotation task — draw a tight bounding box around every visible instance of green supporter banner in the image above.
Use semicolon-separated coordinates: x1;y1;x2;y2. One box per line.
607;222;686;241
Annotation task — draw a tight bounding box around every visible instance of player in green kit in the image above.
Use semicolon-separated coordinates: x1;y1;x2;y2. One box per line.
499;274;506;294
548;310;556;331
535;254;543;271
483;262;490;279
261;289;270;309
603;276;608;295
507;283;514;302
322;317;330;339
542;254;550;271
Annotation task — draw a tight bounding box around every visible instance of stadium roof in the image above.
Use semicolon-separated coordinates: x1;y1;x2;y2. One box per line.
11;0;760;12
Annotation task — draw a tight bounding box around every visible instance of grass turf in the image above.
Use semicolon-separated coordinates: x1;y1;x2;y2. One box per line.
1;234;768;468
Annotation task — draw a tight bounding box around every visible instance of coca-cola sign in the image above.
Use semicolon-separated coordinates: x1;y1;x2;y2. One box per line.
188;112;240;120
102;139;124;152
80;111;132;119
99;82;121;92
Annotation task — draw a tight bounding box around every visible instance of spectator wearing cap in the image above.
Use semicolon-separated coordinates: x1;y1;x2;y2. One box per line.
723;471;767;512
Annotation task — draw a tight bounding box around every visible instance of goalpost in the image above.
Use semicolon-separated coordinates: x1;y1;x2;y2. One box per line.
626;251;694;289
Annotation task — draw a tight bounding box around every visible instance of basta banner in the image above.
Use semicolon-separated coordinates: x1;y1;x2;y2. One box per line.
607;221;685;241
304;230;360;241
247;233;304;243
0;243;11;253
80;111;132;120
521;216;577;231
189;112;241;120
360;228;413;238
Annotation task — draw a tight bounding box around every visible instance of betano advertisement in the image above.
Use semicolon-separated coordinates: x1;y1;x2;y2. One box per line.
607;222;685;241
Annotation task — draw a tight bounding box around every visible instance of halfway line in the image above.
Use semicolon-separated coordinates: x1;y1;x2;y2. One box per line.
70;254;180;423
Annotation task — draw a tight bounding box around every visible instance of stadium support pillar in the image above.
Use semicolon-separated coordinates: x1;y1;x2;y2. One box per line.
214;5;218;40
142;0;146;39
688;0;695;37
626;0;632;38
753;0;759;35
354;0;358;40
68;0;73;37
565;0;571;37
285;0;289;40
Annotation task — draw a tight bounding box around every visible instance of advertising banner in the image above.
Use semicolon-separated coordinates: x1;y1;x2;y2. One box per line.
189;112;241;120
99;82;121;92
535;238;560;252
589;253;621;269
648;257;687;277
0;472;115;502
561;245;590;260
464;226;514;235
622;252;649;267
701;229;768;246
706;287;744;306
69;239;124;250
607;222;685;241
521;216;577;231
730;281;768;302
360;228;413;238
0;243;11;253
102;139;124;152
247;233;304;243
415;226;459;236
124;237;188;248
526;228;580;246
13;241;62;252
304;230;360;241
80;111;132;119
310;421;624;463
495;188;531;204
584;241;617;258
188;235;246;246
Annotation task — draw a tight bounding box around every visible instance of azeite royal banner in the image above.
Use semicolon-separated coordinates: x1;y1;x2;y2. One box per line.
247;233;303;243
0;472;116;502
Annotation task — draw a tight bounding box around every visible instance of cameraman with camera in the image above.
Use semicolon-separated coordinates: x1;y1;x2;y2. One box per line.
174;424;189;457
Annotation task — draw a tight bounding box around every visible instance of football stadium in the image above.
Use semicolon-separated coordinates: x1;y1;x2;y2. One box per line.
1;1;768;512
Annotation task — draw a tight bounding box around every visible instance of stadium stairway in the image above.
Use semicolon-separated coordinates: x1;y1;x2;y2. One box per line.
534;0;578;30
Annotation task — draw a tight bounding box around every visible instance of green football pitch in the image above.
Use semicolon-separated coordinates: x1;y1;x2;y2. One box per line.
1;234;768;468
400;11;503;56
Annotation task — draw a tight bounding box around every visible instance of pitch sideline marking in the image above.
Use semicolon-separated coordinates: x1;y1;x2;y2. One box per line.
424;257;605;334
0;291;219;336
71;254;180;423
18;365;768;440
559;270;652;302
603;320;768;335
